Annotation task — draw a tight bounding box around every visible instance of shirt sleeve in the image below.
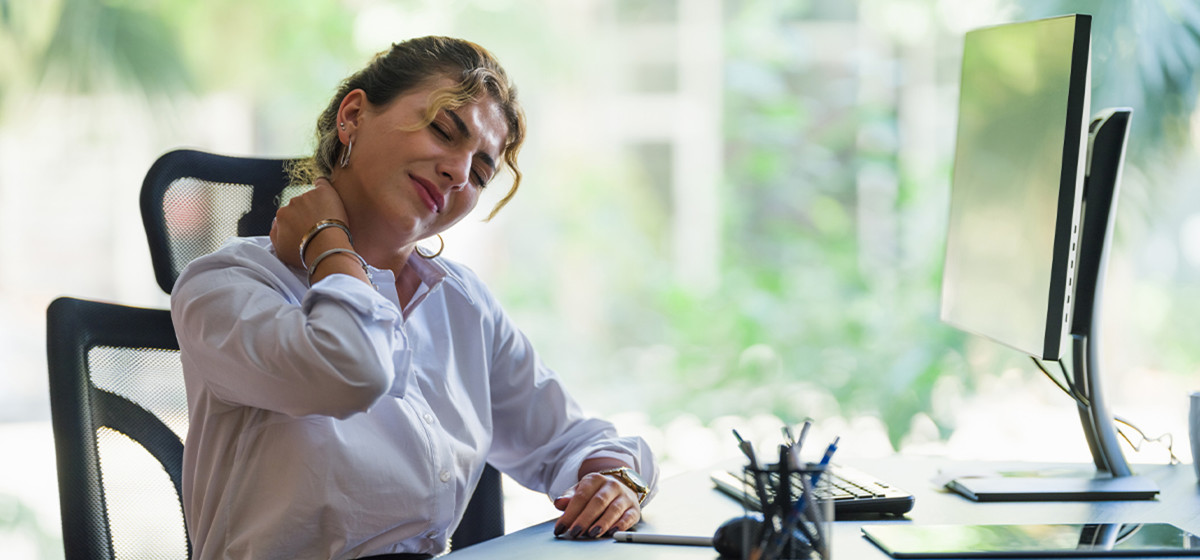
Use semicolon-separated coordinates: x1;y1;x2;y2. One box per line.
475;286;659;501
171;242;406;419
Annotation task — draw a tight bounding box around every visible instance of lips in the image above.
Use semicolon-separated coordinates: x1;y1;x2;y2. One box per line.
410;174;444;213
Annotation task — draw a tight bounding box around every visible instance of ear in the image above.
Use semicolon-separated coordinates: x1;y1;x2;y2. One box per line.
336;89;367;144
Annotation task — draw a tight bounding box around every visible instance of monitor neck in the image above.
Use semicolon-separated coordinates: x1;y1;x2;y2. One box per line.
1069;107;1133;476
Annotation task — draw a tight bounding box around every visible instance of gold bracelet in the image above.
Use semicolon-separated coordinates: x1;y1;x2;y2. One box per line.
299;219;353;269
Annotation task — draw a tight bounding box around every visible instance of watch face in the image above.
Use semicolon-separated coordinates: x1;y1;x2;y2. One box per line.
605;467;647;493
623;468;648;491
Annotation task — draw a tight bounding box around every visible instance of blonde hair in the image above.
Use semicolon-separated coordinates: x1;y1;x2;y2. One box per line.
292;36;526;220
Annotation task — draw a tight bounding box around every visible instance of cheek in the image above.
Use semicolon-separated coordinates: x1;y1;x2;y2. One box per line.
458;189;484;212
439;190;482;225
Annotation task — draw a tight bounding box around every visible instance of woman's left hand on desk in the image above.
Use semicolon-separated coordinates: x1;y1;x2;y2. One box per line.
552;472;642;540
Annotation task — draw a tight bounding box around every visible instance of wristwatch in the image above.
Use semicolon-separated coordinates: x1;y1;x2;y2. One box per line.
598;467;649;505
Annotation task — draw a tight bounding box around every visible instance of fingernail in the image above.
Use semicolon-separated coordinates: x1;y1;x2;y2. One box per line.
554;523;566;536
588;526;603;539
568;526;583;539
604;528;617;538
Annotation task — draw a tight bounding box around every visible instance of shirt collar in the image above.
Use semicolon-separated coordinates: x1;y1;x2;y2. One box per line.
399;254;477;307
405;253;448;288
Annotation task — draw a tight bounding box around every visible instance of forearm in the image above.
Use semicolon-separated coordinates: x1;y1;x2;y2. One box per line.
578;457;632;479
172;247;402;417
302;225;371;286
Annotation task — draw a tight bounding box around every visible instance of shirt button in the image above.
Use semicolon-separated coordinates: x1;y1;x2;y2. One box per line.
423;413;434;425
440;470;451;483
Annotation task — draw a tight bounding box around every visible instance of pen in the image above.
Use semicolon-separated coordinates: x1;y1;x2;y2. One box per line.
732;429;757;467
796;419;813;450
732;429;771;515
793;435;840;515
812;436;839;486
612;531;714;547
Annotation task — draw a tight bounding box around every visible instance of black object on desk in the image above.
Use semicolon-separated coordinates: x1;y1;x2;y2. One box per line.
862;523;1200;558
711;462;915;517
945;472;1160;502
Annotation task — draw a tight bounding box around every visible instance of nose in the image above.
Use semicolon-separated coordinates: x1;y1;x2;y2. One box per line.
435;151;472;191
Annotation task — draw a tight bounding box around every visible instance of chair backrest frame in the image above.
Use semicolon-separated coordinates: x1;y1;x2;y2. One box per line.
140;148;296;294
46;296;189;560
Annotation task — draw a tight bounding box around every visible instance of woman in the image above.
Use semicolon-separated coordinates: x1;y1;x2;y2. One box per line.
171;36;657;560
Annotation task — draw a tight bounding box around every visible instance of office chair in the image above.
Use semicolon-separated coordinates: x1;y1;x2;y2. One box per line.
46;296;190;560
137;148;505;550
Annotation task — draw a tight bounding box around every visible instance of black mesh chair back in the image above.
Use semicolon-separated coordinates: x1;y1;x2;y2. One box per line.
137;148;504;550
47;296;190;560
140;149;304;295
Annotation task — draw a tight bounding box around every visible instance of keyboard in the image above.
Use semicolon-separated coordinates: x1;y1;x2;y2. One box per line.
710;463;915;517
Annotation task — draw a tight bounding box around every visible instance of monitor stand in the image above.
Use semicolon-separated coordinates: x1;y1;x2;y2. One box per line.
948;108;1158;503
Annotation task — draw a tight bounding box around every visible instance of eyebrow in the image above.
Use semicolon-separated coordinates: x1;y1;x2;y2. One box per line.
445;109;497;171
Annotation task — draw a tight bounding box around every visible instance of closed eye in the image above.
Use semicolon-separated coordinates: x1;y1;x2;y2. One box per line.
472;165;492;188
431;121;451;140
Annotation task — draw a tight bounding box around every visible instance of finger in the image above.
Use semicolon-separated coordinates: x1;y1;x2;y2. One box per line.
564;483;623;539
554;477;604;537
553;489;574;512
584;498;639;539
552;488;580;536
583;479;641;539
603;508;641;538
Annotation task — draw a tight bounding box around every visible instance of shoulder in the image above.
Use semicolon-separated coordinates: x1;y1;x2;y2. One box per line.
184;235;275;266
435;257;485;289
423;256;502;313
173;236;302;298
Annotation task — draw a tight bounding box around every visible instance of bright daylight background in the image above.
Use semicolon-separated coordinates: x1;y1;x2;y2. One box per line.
3;0;1200;556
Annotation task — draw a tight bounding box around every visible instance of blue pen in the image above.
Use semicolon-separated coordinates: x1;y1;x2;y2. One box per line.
787;436;839;554
791;436;839;515
811;436;839;486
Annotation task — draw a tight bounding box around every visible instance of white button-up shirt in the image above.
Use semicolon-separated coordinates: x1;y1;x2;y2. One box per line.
172;237;657;560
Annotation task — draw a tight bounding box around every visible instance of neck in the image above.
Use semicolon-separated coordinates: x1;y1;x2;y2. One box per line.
356;243;417;278
357;238;423;310
327;170;419;278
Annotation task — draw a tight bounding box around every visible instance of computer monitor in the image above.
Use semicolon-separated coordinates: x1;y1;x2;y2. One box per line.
938;13;1157;501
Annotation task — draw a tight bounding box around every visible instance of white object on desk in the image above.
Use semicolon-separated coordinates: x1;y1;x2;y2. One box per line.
1190;391;1200;482
612;531;714;547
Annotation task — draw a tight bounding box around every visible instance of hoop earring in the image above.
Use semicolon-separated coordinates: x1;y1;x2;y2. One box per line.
339;137;354;168
416;234;445;259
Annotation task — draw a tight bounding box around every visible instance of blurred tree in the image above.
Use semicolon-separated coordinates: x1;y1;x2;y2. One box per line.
0;0;358;154
1021;0;1200;160
38;0;191;96
637;0;975;446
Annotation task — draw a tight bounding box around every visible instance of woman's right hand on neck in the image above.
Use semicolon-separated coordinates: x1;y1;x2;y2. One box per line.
270;177;351;270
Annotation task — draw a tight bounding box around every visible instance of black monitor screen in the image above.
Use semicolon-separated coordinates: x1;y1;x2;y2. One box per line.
940;14;1091;360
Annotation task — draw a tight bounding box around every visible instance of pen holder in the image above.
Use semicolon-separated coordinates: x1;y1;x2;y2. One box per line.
739;462;833;560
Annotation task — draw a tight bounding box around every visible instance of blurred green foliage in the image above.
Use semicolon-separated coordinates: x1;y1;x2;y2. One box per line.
0;493;59;560
658;1;973;443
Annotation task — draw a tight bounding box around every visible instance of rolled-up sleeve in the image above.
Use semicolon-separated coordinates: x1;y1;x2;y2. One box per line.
172;242;406;419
